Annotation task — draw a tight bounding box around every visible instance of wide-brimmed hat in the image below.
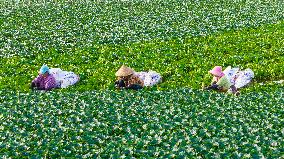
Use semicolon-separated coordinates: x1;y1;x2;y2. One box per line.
115;65;135;77
209;66;224;77
39;64;50;74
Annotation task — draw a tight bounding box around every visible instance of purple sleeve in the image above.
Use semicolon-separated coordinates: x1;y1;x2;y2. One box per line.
32;75;41;85
45;76;57;91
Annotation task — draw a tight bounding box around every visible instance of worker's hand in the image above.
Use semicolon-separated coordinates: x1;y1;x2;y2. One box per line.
126;84;143;90
204;84;219;90
31;82;36;90
217;86;223;90
115;80;126;89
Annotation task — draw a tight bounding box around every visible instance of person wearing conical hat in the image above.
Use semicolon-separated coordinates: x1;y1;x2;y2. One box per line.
115;65;144;90
31;64;57;91
204;66;238;94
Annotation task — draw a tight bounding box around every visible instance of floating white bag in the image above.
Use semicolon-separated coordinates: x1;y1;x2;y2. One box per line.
60;72;80;88
136;71;162;87
223;66;239;85
136;72;148;82
143;71;162;87
49;68;79;88
235;68;254;89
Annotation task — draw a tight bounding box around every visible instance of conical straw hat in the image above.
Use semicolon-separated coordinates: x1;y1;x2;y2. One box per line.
115;65;135;77
209;66;224;77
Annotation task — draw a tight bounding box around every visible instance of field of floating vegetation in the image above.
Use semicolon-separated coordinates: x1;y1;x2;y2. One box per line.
0;0;283;158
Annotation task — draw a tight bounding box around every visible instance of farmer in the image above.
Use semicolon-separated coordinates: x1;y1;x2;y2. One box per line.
31;65;57;91
204;66;239;95
115;65;162;90
115;65;144;90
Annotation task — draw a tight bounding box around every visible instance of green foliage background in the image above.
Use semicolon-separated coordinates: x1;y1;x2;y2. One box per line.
0;0;283;158
1;89;283;158
0;1;284;91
